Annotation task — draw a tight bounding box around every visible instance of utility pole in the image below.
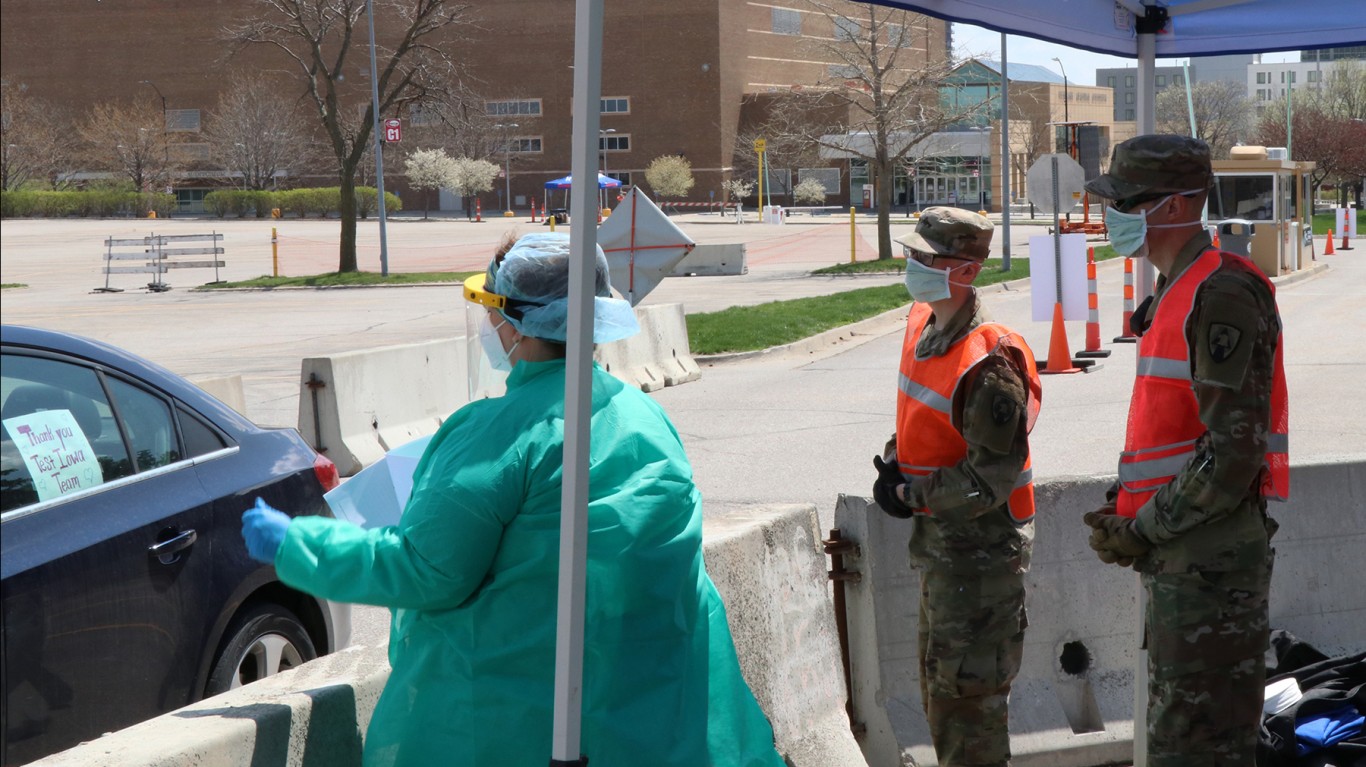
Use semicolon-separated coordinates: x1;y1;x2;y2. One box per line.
495;123;520;213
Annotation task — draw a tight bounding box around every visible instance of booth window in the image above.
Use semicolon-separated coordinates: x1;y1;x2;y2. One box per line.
1210;176;1275;221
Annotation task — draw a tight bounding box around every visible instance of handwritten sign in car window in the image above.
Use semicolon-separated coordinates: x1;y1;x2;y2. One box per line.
2;409;105;502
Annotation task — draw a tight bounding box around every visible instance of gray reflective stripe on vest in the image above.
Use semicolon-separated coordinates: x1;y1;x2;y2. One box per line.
898;372;952;415
1124;437;1199;457
1136;356;1191;381
1118;447;1196;487
1269;432;1289;453
1013;468;1033;488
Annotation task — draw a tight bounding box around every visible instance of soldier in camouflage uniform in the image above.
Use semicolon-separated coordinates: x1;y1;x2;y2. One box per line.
873;208;1042;767
1081;135;1288;767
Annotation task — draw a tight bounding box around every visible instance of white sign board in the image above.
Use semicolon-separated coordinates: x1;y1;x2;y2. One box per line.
1335;207;1358;239
1026;154;1085;216
324;435;432;529
1029;234;1089;321
2;409;104;502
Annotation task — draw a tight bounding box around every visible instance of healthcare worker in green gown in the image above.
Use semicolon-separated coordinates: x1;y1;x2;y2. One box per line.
242;232;784;767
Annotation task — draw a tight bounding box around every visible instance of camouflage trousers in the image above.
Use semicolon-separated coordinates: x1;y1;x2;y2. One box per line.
1142;554;1273;767
917;570;1026;767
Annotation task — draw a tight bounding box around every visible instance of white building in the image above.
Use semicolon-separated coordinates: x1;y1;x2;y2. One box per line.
1248;59;1342;111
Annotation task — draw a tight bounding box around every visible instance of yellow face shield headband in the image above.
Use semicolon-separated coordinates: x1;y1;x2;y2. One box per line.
463;273;540;321
463;273;506;310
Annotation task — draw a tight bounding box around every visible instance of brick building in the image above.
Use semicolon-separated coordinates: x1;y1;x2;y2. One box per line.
0;1;949;210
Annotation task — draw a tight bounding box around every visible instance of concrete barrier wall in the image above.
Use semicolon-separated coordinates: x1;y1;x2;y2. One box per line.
835;457;1366;767
703;505;868;767
36;505;864;767
188;374;247;418
595;303;701;392
672;243;747;276
298;304;702;475
297;337;468;477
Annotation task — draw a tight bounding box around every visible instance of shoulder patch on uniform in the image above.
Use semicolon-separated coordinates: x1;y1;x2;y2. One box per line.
991;393;1017;425
1207;323;1241;363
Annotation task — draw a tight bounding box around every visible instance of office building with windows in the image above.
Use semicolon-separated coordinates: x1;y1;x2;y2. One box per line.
0;1;949;210
1096;66;1187;122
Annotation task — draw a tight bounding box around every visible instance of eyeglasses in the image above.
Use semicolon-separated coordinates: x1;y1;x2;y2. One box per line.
905;247;973;268
1114;190;1200;214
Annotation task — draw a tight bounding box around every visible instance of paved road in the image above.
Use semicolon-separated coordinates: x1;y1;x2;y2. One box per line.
5;214;1362;649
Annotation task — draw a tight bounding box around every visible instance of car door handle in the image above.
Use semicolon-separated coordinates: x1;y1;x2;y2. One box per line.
148;529;198;562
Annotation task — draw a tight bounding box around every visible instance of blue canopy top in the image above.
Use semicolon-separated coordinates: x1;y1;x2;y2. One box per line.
867;0;1365;58
544;173;623;190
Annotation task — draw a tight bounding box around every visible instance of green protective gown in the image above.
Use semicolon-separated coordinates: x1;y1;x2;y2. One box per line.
274;360;784;767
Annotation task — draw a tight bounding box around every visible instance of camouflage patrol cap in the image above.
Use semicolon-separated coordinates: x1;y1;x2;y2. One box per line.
894;207;993;261
1084;134;1215;201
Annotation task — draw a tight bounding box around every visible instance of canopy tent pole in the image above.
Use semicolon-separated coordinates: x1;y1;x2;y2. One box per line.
1000;32;1011;271
553;0;603;763
1134;8;1160;309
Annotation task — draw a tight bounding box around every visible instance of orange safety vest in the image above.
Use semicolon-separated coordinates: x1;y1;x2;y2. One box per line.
895;302;1042;523
1116;249;1289;518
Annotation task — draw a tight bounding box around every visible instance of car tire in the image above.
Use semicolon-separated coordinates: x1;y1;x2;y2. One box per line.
206;604;317;696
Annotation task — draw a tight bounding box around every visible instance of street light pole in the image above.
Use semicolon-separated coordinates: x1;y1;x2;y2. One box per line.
598;128;615;211
495;123;519;214
1051;58;1074;159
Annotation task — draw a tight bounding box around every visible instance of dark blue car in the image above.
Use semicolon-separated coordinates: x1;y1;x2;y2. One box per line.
1;325;350;765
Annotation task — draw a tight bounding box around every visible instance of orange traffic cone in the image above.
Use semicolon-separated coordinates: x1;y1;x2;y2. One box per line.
475;198;483;223
1212;229;1221;250
1325;229;1336;255
1077;247;1110;359
1341;230;1354;251
1114;256;1139;343
1041;302;1083;374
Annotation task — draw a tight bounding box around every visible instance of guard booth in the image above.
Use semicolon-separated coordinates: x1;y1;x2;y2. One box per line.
1211;146;1315;277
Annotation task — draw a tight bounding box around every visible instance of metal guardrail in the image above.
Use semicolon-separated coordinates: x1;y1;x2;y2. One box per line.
94;232;225;293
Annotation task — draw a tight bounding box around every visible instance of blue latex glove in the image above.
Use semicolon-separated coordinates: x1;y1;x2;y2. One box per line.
242;498;292;564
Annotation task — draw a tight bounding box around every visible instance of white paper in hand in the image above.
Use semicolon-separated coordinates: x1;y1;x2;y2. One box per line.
324;435;433;529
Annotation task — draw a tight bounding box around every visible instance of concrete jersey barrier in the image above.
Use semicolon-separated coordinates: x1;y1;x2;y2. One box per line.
34;504;866;767
299;305;701;475
672;242;747;276
835;458;1366;767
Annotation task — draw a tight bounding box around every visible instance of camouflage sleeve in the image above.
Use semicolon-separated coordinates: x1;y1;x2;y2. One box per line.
1135;266;1280;545
904;353;1029;523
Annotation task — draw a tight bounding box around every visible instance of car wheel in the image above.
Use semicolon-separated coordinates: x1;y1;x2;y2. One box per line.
206;604;317;696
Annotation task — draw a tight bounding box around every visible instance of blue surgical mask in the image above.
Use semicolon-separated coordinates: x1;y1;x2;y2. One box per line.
903;257;968;303
479;314;520;372
1105;190;1206;257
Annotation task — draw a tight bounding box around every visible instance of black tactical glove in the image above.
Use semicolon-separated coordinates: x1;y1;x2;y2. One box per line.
872;455;916;518
1083;507;1151;566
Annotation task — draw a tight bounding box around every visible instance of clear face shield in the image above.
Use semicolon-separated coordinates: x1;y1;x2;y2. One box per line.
462;274;511;401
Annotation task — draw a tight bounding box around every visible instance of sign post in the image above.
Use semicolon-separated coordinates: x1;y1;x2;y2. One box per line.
753;138;766;220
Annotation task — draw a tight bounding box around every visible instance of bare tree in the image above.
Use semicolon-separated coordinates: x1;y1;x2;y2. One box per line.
204;78;320;190
77;99;181;191
231;0;472;272
1254;99;1366;213
774;3;983;258
2;80;78;190
1156;80;1253;161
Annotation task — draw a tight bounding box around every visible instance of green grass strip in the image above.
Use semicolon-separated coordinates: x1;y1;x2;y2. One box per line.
199;271;476;289
1312;210;1365;236
689;256;1031;355
1;283;28;290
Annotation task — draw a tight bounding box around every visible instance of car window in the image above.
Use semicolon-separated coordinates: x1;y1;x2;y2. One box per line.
106;377;181;471
1;354;134;513
177;405;228;457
